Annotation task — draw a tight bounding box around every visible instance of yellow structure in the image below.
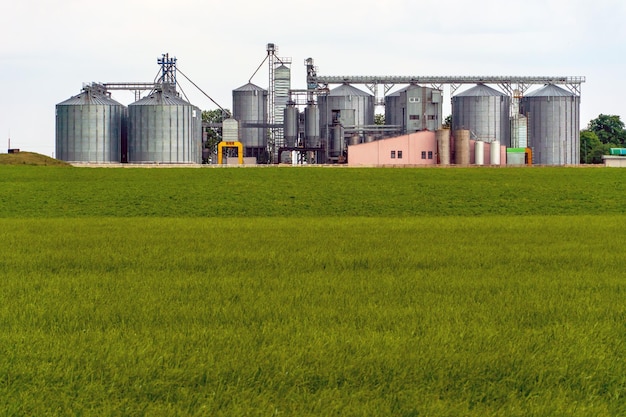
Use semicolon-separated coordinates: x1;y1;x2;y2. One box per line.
217;141;244;165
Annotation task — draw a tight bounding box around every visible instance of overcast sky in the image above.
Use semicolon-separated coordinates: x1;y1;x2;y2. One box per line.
2;0;624;156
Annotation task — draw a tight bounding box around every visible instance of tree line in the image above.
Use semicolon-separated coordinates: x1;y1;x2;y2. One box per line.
580;114;626;164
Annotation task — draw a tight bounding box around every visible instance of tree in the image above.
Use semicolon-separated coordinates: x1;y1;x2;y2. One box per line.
374;113;385;125
580;130;605;164
587;114;626;146
202;109;230;163
442;115;452;129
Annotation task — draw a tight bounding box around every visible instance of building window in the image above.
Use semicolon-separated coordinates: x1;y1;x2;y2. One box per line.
391;150;396;159
428;151;433;159
397;150;403;159
427;115;437;120
409;115;420;120
421;151;426;159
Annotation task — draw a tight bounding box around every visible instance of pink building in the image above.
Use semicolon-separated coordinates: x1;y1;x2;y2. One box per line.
347;131;506;166
347;131;437;166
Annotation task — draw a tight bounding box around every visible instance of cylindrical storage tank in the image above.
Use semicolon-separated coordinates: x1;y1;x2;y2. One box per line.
304;104;320;147
475;141;484;165
365;134;374;143
436;129;451;165
128;88;202;163
384;89;401;128
520;84;580;165
56;86;126;163
349;133;360;146
490;140;501;165
318;84;374;146
454;129;470;165
284;104;299;147
330;124;345;157
452;84;510;147
232;82;268;157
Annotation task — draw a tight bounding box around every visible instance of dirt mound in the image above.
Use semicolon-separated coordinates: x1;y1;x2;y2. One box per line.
0;152;70;166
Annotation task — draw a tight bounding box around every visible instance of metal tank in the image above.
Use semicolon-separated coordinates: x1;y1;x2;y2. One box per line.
304;103;320;147
284;103;299;147
232;82;268;158
452;84;510;147
475;140;485;165
490;140;501;165
318;84;374;158
56;84;126;163
127;86;202;163
454;129;470;165
385;84;442;133
436;129;451;165
520;84;580;165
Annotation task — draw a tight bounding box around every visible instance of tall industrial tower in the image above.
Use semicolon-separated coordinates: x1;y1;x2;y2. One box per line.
266;43;292;161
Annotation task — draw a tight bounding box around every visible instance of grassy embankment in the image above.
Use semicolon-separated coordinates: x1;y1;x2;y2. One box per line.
0;166;625;416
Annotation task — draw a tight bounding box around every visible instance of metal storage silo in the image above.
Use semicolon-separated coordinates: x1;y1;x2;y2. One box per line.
56;84;126;163
318;84;374;158
384;89;402;128
304;103;320;147
385;84;442;133
452;84;510;147
128;86;202;163
454;129;470;165
232;82;268;158
284;103;299;147
436;129;451;165
520;84;580;165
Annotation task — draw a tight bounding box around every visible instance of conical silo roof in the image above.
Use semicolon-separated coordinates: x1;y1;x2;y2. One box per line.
329;83;372;97
57;90;124;106
455;83;505;97
234;82;267;93
130;89;192;106
524;84;574;97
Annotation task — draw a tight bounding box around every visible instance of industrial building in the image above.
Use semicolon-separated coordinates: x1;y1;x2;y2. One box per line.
56;45;585;166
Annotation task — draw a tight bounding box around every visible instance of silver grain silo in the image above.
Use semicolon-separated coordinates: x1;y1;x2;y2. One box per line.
318;84;374;158
284;102;299;147
232;82;268;158
127;86;202;163
304;103;320;147
384;89;402;130
452;84;510;147
55;84;126;163
385;84;442;133
520;84;580;165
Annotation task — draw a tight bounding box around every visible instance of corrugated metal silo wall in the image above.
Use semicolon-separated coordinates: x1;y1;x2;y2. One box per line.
521;96;580;165
385;94;401;129
128;104;201;163
319;91;375;148
452;94;511;146
233;89;268;151
56;103;124;163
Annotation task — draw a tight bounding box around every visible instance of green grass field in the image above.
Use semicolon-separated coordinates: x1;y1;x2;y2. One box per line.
1;166;625;416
